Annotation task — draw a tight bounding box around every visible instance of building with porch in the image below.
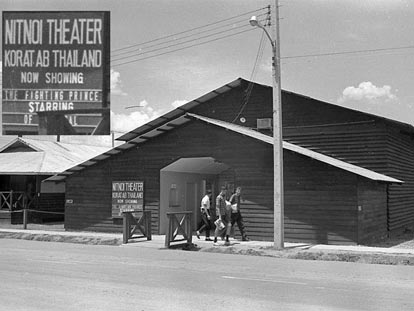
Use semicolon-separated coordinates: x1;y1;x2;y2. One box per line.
0;137;110;224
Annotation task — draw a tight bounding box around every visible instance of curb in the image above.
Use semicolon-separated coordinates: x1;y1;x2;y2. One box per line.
196;244;414;266
2;230;414;266
0;231;122;246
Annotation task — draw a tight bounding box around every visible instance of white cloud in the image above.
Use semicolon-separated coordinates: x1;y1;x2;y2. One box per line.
111;68;127;96
111;100;161;133
338;81;397;104
336;81;414;125
171;100;188;108
112;99;191;135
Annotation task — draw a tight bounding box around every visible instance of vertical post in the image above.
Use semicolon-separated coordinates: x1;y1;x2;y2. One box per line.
272;0;284;249
23;209;28;229
10;190;13;211
146;211;152;240
122;212;128;244
165;213;171;248
187;212;192;244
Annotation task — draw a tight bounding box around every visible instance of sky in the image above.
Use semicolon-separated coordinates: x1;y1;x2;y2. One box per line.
1;0;414;143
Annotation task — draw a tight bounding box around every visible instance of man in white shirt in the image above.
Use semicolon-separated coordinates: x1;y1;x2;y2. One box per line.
196;189;213;241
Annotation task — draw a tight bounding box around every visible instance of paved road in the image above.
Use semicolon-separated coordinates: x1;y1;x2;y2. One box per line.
1;239;414;311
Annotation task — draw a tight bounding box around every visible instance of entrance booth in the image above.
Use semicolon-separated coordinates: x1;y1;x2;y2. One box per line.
159;157;230;234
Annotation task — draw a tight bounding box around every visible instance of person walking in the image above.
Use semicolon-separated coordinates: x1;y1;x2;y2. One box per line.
214;186;231;246
196;189;213;241
229;186;249;241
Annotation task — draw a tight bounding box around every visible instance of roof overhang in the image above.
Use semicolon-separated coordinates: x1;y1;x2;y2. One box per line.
116;78;244;142
46;112;403;185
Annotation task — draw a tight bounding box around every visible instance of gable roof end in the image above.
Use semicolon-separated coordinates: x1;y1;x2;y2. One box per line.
186;113;403;184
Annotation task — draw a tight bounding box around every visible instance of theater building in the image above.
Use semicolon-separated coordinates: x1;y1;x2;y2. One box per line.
50;78;412;244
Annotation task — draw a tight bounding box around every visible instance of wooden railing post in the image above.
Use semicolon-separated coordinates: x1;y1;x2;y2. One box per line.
10;190;13;211
123;212;129;244
23;208;28;229
145;211;152;240
165;213;171;248
187;213;192;244
165;211;193;248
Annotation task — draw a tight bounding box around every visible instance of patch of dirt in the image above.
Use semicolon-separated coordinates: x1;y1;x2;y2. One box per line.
201;244;414;266
364;231;414;249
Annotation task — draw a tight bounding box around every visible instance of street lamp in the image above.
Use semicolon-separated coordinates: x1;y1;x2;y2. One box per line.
250;3;284;249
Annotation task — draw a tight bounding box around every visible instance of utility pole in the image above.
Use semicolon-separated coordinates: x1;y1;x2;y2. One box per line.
250;2;284;249
267;1;284;249
272;0;284;250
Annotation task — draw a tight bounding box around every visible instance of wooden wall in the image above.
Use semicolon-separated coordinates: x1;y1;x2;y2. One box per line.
283;122;388;173
65;121;275;238
0;211;11;223
37;193;65;222
64;118;387;244
65;122;272;238
191;80;273;128
282;93;412;235
63;82;400;243
283;150;358;245
281;91;375;127
385;124;414;234
357;179;388;243
65;122;271;233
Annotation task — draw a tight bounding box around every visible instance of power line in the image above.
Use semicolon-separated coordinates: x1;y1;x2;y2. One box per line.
112;21;264;63
112;13;268;59
232;30;266;123
282;45;414;60
112;7;269;53
112;28;257;67
110;5;414;68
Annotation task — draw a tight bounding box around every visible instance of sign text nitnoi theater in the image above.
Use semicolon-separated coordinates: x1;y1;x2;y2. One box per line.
2;11;110;135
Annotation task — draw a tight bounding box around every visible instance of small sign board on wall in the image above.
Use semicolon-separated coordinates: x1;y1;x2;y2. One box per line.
112;181;144;217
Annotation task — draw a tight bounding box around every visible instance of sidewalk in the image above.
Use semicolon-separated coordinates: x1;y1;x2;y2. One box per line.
1;226;414;265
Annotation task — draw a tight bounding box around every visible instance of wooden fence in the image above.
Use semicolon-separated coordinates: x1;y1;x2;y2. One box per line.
122;211;152;244
165;211;193;248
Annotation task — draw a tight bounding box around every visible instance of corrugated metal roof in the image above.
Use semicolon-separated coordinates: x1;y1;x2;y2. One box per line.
47;113;402;184
0;136;16;149
116;78;244;142
0;152;44;175
46;141;138;182
187;113;403;184
118;77;414;142
0;137;111;175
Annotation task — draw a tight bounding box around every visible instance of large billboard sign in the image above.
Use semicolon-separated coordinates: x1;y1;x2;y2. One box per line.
2;11;110;135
